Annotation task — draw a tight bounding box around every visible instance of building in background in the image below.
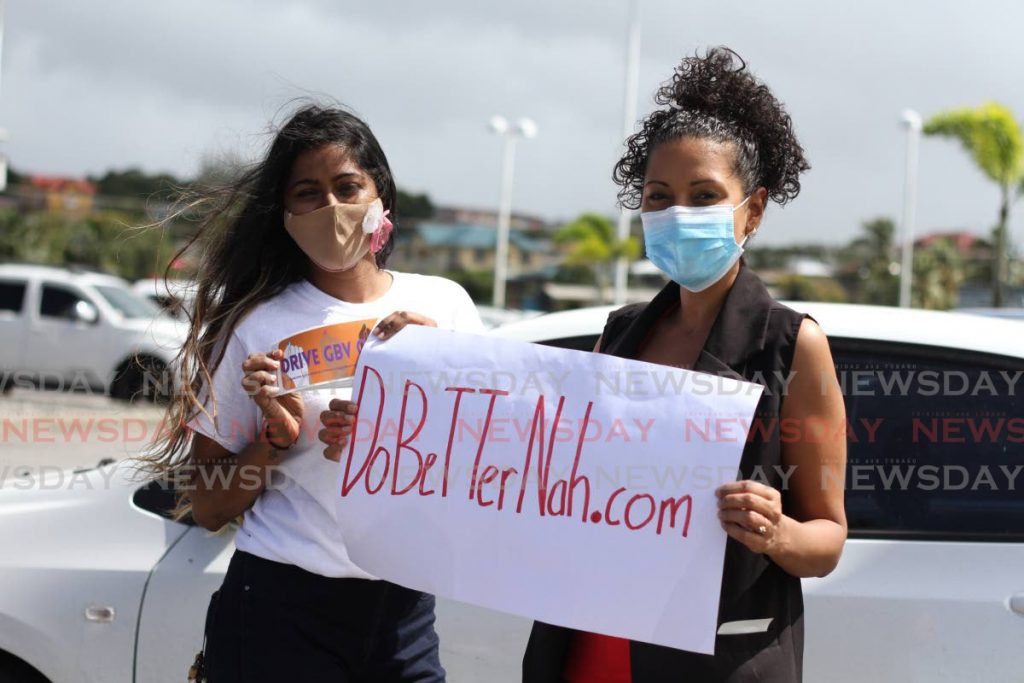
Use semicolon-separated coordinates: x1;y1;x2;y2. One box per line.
391;221;555;276
19;175;97;216
431;206;548;232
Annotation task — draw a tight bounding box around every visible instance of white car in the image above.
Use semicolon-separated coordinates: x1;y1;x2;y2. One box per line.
0;265;187;401
0;302;1021;682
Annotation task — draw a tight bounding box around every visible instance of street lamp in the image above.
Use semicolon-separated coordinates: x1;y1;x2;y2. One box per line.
489;115;537;309
0;0;8;192
612;0;642;305
898;108;922;308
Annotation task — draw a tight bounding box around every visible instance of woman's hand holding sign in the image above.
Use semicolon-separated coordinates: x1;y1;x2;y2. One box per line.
320;399;357;462
716;480;786;555
372;310;437;341
242;348;304;449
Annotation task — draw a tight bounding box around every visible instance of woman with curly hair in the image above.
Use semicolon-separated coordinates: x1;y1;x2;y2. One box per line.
522;47;847;683
144;104;483;682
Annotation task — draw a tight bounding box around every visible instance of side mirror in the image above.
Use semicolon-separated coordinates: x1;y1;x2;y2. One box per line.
73;300;99;325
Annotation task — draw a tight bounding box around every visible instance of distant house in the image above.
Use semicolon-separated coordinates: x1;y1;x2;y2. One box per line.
431;206;548;232
914;231;991;259
22;175;97;215
392;222;555;276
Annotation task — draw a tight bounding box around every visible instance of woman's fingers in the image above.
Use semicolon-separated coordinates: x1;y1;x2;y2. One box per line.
241;352;283;402
328;398;358;414
716;480;782;523
320;408;355;429
319;424;351;462
373;311;437;341
323;443;344;463
318;426;350;446
242;371;277;391
716;479;779;501
718;507;772;533
239;351;302;448
718;491;780;519
320;399;356;460
242;351;281;373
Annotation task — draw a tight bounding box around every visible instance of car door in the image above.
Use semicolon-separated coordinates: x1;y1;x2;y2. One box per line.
803;339;1024;682
24;281;107;388
130;481;234;683
0;278;28;374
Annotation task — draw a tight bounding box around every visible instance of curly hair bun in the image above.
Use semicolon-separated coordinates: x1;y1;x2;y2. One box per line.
613;46;809;209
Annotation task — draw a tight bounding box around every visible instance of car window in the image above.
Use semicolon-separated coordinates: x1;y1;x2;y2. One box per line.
94;284;163;319
0;280;26;313
832;339;1024;541
537;334;600;352
133;478;196;526
39;284;89;320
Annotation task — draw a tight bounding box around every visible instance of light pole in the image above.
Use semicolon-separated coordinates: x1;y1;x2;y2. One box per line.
612;0;641;305
489;115;537;309
0;0;8;192
898;109;922;308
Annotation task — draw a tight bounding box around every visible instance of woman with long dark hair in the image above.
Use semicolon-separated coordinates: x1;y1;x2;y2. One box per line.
145;104;481;681
523;47;848;682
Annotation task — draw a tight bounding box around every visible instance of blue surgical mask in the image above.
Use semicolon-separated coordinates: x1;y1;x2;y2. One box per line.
640;197;752;292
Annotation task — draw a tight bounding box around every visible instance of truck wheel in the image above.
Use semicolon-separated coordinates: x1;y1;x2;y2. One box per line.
0;651;50;683
110;355;170;404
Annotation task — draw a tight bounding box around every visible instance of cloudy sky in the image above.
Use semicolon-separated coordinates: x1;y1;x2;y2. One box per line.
5;0;1024;246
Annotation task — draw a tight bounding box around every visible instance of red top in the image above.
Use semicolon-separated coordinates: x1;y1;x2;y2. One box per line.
563;631;632;683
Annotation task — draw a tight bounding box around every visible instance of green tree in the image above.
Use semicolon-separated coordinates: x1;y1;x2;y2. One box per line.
89;167;182;200
554;213;639;304
839;217;899;305
912;237;965;310
0;209;173;280
396;189;435;220
924;102;1024;306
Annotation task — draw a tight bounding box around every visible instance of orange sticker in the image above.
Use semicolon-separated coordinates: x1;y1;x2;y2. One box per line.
276;319;375;393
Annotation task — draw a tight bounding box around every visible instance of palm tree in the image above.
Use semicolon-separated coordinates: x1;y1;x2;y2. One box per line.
554;213;639;304
924;102;1024;307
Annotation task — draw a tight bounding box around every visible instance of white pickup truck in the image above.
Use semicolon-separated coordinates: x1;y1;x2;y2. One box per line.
0;264;186;401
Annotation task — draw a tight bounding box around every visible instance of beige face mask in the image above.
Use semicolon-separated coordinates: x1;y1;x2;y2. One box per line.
283;198;386;272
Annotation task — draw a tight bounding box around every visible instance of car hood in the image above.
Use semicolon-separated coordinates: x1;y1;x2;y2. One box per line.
0;463;188;568
117;316;188;352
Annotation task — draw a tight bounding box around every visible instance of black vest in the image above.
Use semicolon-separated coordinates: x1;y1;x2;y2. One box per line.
523;265;807;682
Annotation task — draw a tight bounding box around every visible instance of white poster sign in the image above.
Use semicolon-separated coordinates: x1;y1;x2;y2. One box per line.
333;326;763;654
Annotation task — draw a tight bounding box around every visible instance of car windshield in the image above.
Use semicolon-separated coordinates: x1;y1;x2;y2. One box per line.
94;284;163;319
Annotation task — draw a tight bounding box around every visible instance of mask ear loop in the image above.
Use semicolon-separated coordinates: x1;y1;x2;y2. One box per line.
735;194;756;246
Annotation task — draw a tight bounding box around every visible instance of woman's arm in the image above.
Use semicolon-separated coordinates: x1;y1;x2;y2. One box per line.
189;434;282;532
717;318;848;578
189;348;303;532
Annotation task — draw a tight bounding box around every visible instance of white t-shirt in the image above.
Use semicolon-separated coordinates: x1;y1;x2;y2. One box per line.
189;271;484;578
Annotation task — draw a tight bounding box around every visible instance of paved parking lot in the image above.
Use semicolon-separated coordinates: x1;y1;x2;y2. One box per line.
0;388;165;474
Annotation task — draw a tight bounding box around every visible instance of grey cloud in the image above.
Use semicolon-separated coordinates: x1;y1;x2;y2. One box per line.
3;0;1023;246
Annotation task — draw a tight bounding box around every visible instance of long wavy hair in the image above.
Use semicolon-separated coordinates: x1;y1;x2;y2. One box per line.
139;104;398;517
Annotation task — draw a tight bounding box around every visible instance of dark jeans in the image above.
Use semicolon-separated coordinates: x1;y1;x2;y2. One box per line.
205;550;445;682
